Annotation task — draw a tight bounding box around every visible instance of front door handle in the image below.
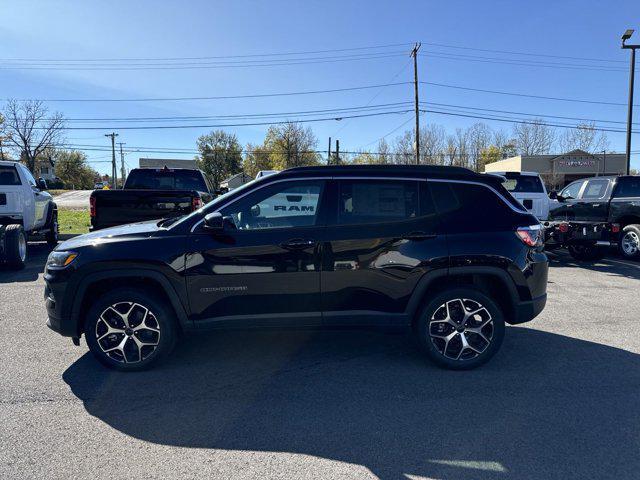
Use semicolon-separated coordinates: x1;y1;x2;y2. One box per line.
280;238;315;250
403;231;436;241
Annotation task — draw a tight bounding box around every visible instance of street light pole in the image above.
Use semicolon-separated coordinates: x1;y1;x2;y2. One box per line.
622;29;639;175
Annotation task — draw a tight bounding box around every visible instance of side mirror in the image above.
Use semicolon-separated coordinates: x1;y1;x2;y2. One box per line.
203;212;224;231
549;191;558;200
36;178;48;190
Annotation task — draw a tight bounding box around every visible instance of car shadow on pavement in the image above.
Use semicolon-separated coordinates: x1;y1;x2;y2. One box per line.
0;242;51;283
63;327;640;480
547;249;640;281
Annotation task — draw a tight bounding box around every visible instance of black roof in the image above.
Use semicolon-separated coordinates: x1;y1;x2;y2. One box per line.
279;164;479;179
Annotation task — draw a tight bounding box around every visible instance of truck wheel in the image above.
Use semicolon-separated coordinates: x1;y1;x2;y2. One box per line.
619;225;640;260
4;224;27;269
84;288;177;371
45;210;59;247
415;287;505;370
567;244;605;261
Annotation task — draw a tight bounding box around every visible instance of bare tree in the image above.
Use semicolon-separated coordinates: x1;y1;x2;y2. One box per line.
513;119;556;156
420;124;446;165
557;122;609;153
467;123;492;171
376;138;392;164
392;131;414;165
2;100;65;174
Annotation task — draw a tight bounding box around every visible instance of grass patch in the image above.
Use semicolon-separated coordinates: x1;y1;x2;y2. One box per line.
58;208;90;235
49;189;72;196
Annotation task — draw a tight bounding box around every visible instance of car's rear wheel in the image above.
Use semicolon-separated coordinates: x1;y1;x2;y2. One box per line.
84;288;177;371
619;225;640;260
567;244;605;261
415;287;505;370
3;224;27;269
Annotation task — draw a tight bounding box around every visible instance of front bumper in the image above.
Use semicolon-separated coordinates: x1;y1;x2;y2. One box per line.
44;273;77;337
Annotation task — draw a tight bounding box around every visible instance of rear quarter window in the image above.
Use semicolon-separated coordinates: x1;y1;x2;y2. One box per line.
429;181;519;232
0;166;22;186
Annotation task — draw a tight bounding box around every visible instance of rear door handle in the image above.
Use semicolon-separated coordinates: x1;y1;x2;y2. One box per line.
280;238;315;250
403;231;436;241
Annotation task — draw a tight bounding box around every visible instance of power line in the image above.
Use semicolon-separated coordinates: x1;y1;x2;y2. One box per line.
13;81;411;103
0;52;406;71
0;42;413;62
420;81;639;107
35;108;416;130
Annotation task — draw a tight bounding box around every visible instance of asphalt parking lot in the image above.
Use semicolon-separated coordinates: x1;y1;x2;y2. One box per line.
1;245;639;480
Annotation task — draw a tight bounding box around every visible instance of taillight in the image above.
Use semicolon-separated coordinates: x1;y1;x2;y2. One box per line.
89;196;96;217
558;222;569;233
516;225;543;247
191;197;203;211
611;223;620;233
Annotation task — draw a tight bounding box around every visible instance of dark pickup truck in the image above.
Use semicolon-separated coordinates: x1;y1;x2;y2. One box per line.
544;175;640;260
90;168;215;231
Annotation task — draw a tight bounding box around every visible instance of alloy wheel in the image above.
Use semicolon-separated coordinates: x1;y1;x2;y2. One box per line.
429;298;494;361
622;231;640;256
95;302;161;364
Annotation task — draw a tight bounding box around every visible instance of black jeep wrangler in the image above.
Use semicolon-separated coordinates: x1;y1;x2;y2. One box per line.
45;165;548;371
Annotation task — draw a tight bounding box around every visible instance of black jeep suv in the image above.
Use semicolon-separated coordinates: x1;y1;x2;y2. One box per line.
45;165;548;371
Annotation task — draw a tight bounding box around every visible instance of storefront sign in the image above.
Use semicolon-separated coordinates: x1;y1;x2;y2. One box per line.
557;159;597;168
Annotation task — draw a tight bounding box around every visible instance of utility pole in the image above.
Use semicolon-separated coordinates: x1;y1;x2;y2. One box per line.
105;132;118;188
328;137;332;164
410;42;422;165
118;142;126;183
622;29;639;175
335;139;340;165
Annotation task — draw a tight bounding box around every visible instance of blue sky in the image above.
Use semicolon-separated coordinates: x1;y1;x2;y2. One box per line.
2;0;639;174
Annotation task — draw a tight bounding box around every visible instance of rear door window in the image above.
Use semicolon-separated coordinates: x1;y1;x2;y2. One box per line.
125;169;207;191
0;166;21;185
581;179;609;199
337;180;419;225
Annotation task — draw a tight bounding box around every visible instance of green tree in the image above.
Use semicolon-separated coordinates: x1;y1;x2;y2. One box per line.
478;145;502;171
243;143;273;178
54;150;98;189
263;122;320;170
196;130;243;188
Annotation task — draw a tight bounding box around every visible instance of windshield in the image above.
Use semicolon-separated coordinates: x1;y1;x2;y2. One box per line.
125;169;207;191
502;175;544;193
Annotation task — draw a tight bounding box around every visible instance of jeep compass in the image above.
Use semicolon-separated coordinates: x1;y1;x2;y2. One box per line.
45;165;548;371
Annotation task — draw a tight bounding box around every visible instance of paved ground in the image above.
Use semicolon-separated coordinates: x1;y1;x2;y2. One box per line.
1;246;639;480
53;190;92;209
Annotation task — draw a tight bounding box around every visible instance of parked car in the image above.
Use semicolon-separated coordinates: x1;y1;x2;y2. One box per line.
0;161;58;267
544;175;640;260
487;171;552;220
93;181;107;189
89;167;215;231
45;165;548;371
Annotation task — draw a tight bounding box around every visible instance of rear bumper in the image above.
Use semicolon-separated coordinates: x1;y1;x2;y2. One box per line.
512;293;547;324
543;221;618;248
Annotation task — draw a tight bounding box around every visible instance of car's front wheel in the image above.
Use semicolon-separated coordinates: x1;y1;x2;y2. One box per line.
415;288;505;370
84;288;177;371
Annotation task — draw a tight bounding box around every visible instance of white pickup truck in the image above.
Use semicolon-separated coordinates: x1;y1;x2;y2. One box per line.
487;171;553;221
0;160;59;267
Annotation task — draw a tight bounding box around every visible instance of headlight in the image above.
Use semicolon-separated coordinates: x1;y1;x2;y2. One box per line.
46;251;78;270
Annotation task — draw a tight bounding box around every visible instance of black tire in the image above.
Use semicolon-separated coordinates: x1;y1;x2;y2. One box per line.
84;288;177;371
45;208;59;247
3;224;27;269
415;287;505;370
619;224;640;260
567;244;605;261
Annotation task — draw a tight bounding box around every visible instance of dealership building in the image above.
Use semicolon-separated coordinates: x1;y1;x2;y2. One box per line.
484;149;626;189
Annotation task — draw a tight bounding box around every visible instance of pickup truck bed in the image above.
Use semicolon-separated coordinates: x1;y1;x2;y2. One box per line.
90;167;214;231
